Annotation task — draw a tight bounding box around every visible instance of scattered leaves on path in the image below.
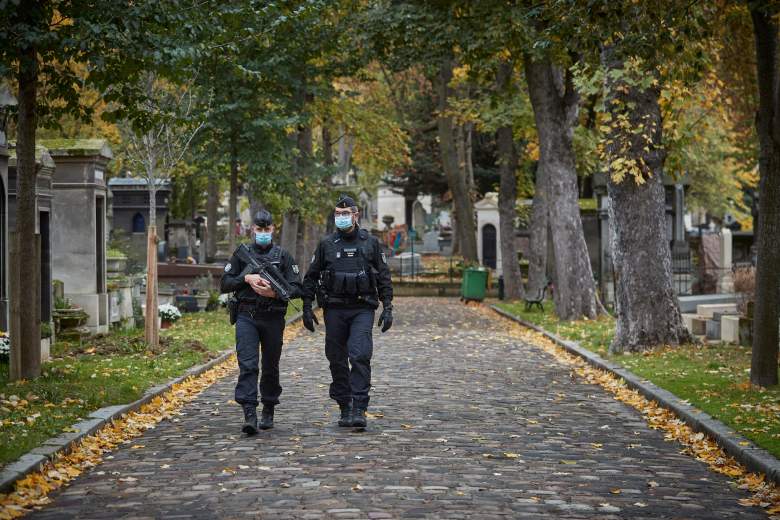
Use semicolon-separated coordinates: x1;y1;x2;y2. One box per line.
0;357;237;519
480;304;780;518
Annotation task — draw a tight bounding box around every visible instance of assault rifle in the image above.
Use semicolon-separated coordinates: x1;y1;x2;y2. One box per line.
235;244;301;312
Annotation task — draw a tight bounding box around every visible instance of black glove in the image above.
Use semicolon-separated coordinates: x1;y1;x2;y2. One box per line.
302;302;318;332
377;304;393;333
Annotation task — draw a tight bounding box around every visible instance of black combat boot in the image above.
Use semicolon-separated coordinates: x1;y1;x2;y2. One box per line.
242;405;258;435
259;405;274;430
338;402;353;427
352;408;367;428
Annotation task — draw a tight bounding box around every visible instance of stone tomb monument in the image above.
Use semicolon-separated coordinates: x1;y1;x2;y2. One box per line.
475;192;501;272
42;139;112;334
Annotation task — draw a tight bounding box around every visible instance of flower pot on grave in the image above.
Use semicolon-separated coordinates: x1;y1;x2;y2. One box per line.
53;307;89;332
160;319;173;329
107;256;128;274
194;294;209;311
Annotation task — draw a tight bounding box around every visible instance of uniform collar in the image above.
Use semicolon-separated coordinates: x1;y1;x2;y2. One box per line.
338;225;358;241
253;242;273;253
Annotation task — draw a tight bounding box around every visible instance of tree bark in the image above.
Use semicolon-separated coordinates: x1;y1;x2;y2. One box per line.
749;5;780;386
228;132;239;253
206;173;218;262
601;48;692;353
280;212;299;255
144;225;159;350
10;43;41;380
527;163;549;295
524;56;601;320
437;58;478;263
495;60;524;300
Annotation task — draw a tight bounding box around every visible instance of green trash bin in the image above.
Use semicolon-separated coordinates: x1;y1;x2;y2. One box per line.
461;267;488;302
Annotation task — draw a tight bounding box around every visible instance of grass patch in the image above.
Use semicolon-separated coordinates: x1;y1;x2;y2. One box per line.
496;300;780;459
0;310;235;466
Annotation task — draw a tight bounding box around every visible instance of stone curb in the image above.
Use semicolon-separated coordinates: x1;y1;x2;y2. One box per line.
0;310;305;494
489;304;780;486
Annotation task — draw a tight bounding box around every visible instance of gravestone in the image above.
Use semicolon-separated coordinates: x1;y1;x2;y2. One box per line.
717;228;734;293
421;230;440;253
388;252;422;276
721;315;740;344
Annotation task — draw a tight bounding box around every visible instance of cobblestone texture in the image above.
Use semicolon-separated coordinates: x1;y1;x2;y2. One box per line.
28;298;765;519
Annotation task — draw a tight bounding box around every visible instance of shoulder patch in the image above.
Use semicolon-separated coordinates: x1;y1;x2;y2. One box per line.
224;262;232;272
311;254;315;264
380;252;387;264
292;264;299;274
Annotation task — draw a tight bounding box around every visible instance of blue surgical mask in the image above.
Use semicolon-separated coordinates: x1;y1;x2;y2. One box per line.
335;214;353;230
255;232;272;246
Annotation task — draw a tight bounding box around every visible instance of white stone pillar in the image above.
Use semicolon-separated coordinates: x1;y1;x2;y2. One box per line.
718;228;733;293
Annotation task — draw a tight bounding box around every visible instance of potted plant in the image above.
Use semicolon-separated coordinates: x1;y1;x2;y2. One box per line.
191;274;214;310
158;303;182;329
107;248;128;274
0;331;9;363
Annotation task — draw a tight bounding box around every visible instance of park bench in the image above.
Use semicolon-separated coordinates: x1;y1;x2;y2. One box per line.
524;281;551;312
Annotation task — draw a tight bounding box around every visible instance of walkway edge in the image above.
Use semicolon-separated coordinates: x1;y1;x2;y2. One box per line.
0;310;305;494
489;304;780;486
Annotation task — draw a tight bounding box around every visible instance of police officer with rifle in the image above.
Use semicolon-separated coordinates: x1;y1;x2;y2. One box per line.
302;195;393;428
220;210;303;434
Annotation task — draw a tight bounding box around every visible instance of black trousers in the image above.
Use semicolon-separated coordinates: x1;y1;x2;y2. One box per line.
234;311;285;408
323;306;375;409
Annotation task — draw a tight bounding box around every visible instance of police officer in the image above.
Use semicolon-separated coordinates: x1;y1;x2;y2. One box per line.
220;210;302;434
302;195;393;428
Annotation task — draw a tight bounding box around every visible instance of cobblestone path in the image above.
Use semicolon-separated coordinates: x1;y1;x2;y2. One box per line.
29;298;764;519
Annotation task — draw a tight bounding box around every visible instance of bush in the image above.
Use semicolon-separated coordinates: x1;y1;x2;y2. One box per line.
733;266;755;315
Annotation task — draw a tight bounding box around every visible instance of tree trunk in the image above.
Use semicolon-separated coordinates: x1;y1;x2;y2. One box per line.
450;202;459;256
280;212;299;254
437;58;478;263
10;44;41;380
749;6;780;386
524;56;601;320
527;163;549;295
206;173;218;262
144;225;159;350
228;133;239;253
495;61;524;300
322;124;333;168
601;48;692;353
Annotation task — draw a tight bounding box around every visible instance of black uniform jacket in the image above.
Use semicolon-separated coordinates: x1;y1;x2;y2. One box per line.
220;243;303;311
302;226;393;308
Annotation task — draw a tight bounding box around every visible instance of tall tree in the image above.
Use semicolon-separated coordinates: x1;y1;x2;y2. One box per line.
747;0;780;386
495;60;524;299
120;74;204;350
524;55;602;320
600;51;693;352
436;58;479;262
573;1;708;352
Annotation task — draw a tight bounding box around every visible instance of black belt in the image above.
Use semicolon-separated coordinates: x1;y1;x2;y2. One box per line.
238;301;285;314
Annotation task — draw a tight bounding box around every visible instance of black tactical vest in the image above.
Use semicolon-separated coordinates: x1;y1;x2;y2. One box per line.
321;230;376;302
237;245;286;310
